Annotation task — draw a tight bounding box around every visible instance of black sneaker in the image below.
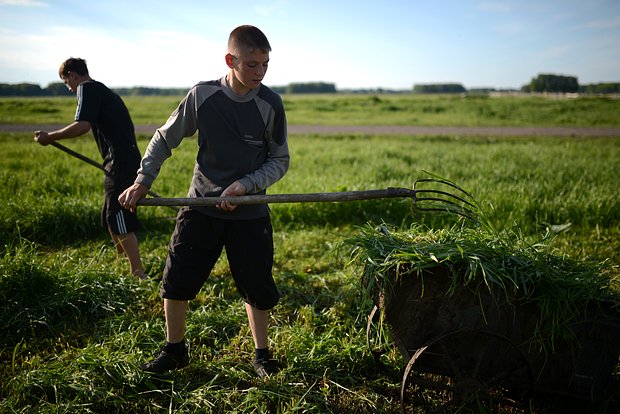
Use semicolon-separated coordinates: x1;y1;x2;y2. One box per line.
252;356;277;378
140;346;189;374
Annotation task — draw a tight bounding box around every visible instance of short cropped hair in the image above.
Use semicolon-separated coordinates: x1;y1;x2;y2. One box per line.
228;25;271;55
59;58;89;78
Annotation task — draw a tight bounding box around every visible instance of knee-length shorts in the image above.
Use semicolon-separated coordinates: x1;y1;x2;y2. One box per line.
161;208;280;310
102;173;140;235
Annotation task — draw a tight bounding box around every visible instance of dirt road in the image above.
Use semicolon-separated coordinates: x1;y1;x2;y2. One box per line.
4;124;620;137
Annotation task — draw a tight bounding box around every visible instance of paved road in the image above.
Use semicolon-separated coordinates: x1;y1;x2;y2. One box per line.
4;124;620;137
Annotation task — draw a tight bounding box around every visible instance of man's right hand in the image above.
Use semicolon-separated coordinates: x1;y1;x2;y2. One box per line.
34;130;54;145
118;183;148;212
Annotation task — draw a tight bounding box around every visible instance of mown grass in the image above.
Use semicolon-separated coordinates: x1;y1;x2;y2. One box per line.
1;95;619;413
1;94;620;127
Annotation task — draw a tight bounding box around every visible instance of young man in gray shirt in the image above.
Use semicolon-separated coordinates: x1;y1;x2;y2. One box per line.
119;25;289;377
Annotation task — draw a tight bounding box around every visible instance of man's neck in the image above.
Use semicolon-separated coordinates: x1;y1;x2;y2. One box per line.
226;72;251;96
77;75;93;84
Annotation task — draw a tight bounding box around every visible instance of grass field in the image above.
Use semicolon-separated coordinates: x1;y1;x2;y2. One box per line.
2;93;620;127
1;95;619;413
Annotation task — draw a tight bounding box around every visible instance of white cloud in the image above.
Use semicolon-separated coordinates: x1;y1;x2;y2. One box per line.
0;0;47;6
0;25;225;87
254;0;289;17
577;15;620;29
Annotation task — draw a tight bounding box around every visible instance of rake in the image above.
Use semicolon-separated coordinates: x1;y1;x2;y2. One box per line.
137;178;479;221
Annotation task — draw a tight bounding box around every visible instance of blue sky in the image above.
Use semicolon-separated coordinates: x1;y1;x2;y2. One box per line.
0;0;618;90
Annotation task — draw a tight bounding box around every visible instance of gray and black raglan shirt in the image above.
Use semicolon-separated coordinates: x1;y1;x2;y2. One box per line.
136;76;290;220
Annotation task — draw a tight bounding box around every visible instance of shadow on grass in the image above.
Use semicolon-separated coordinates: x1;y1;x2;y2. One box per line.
0;197;176;249
276;270;364;316
271;198;465;231
0;242;149;351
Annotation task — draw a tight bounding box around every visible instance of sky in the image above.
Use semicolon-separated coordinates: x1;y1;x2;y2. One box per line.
0;0;619;90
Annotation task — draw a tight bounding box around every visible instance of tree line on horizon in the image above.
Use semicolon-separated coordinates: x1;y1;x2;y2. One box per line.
1;74;619;96
413;74;620;94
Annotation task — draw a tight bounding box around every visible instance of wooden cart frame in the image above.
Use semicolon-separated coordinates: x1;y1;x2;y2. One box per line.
365;266;620;412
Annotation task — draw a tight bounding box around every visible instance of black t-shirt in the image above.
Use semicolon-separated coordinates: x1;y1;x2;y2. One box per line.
75;80;141;177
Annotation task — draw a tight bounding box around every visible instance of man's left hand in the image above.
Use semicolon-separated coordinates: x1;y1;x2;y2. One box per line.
217;181;247;211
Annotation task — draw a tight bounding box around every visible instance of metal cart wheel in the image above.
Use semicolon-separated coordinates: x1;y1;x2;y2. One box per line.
400;328;535;413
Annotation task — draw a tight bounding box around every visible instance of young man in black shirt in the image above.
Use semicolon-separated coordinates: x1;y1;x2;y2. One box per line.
34;58;147;280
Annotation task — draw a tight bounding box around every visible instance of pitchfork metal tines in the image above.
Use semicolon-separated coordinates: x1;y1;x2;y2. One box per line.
411;178;479;221
137;177;480;222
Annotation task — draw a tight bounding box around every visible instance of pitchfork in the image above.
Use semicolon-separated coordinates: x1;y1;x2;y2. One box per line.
137;177;479;221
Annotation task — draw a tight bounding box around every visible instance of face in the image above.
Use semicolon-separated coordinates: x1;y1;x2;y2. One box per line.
60;71;81;93
227;48;269;95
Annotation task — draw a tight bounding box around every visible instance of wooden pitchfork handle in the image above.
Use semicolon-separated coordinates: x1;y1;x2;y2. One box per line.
137;188;417;206
50;141;178;211
136;185;479;221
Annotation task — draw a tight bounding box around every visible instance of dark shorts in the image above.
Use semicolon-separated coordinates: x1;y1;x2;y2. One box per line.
161;208;279;310
102;173;141;235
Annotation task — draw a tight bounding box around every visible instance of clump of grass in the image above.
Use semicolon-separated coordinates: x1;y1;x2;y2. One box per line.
350;222;617;299
345;185;619;350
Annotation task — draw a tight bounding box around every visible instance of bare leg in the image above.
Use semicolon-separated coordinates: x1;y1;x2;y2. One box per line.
108;229;124;254
139;298;189;372
165;299;189;343
110;230;147;279
245;303;269;349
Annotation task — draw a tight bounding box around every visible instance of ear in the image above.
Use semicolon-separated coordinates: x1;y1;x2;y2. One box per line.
225;53;236;68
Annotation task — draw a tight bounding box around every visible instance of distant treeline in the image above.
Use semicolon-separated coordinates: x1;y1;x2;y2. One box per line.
414;74;620;94
0;81;338;96
0;83;196;97
0;82;73;96
413;83;467;94
523;74;579;93
2;75;619;96
276;82;337;94
576;83;620;94
112;86;188;96
521;74;620;93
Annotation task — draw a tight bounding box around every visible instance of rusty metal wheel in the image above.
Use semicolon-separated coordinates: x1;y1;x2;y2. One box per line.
400;329;535;413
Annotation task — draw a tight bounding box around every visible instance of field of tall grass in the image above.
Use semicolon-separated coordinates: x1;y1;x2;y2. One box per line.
1;95;619;413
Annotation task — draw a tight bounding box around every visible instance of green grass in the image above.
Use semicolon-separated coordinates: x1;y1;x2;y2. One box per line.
1;95;619;412
281;94;620;126
1;94;620;126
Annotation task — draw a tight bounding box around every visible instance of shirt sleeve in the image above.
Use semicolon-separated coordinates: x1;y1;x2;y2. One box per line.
135;89;198;188
74;83;99;124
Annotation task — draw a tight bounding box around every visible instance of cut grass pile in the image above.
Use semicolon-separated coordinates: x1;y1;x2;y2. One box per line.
346;218;619;350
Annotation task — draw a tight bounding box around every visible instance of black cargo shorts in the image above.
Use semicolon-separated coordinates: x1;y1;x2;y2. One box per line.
161;208;279;310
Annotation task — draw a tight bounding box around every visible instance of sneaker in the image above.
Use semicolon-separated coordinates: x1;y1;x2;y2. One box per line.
252;356;277;378
140;346;189;374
